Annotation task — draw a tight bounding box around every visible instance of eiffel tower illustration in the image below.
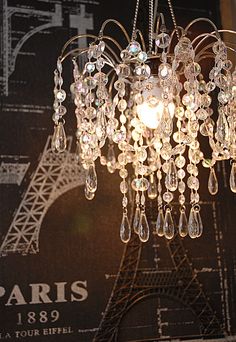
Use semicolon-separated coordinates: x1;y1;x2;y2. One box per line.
0;136;85;256
93;201;226;341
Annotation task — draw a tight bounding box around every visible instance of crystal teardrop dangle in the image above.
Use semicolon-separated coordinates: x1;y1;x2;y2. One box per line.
52;122;67;153
163;208;175;239
208;167;218;195
148;173;157;199
84;186;95;200
138;211;150;242
195;209;203;237
133;206;141;234
156;209;164;237
86;164;97;193
178;208;188;237
120;212;131;243
188;207;199;238
107;143;116;173
230;162;236;193
165;159;178;192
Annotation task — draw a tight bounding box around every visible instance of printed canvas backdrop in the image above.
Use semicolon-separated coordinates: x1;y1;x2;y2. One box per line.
0;0;236;341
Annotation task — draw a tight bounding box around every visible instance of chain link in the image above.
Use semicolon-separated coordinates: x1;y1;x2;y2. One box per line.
131;0;140;41
167;0;180;40
148;0;154;52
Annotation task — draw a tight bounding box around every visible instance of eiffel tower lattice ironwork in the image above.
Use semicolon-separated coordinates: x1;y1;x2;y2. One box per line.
93;203;225;341
0;136;85;257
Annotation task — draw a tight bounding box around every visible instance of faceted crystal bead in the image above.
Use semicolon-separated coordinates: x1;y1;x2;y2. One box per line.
135;64;151;78
155;32;170;49
120;49;131;60
137;51;148;62
156;209;164;236
136;147;147;162
138;211;150;242
196;108;208;121
158;63;172;80
208;168;218;195
178;194;185;205
96;57;105;70
120;213;131;243
116;63;130;78
163;191;174;203
118;99;127;111
119;168;128;178
56;89;66;102
127;41;141;55
84;76;97;90
85;62;95;73
94;72;108;85
120;180;128;194
131;177;149;191
190;192;200;204
163;209;175;239
187;176;199;191
175;155;186;168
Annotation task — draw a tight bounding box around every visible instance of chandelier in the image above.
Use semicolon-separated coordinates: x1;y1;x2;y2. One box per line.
51;0;236;243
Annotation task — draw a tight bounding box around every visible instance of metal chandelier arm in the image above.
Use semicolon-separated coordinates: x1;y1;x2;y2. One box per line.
184;18;221;39
99;19;131;43
60;34;98;59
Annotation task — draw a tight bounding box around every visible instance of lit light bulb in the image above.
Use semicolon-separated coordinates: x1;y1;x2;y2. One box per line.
136;77;175;129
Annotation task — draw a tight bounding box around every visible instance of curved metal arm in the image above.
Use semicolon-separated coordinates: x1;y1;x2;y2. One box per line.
60;34;98;58
194;29;236;53
99;19;130;43
135;29;146;51
184;18;221;39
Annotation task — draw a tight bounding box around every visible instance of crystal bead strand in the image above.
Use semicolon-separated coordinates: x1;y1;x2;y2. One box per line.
51;58;67;153
156;164;165;237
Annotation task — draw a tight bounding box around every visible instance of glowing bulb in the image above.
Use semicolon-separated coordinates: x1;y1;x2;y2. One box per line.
137;97;175;129
137;97;164;129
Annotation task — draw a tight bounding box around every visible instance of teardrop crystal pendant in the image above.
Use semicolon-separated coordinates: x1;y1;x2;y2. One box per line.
84;186;95;200
188;207;200;239
163;208;175;239
165;159;178;192
85;164;97;193
138;211;150;242
148;173;157;199
178;208;188;237
133;206;141;234
52;122;67;153
120;212;131;243
107;143;116;173
156;209;164;237
195;210;203;237
208;167;218;195
230;162;236;193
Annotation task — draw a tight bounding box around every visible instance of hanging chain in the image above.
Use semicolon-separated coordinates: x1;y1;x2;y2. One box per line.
131;0;140;41
148;0;154;52
167;0;180;40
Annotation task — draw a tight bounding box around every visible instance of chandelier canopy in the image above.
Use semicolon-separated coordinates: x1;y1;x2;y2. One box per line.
51;0;236;243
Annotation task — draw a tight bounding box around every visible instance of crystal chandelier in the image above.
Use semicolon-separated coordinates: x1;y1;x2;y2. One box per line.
51;0;236;243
